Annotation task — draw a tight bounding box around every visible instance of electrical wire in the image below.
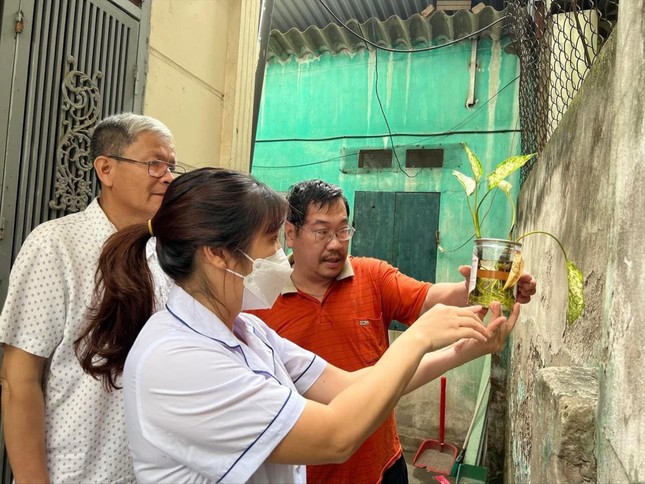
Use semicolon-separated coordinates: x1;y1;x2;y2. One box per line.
367;21;418;178
255;129;521;144
253;75;520;169
318;0;508;54
254;2;518;171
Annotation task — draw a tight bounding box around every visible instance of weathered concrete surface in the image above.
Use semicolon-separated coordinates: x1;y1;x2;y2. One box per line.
531;367;598;483
508;0;645;481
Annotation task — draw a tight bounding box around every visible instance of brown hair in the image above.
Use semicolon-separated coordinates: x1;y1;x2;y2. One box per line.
76;168;288;390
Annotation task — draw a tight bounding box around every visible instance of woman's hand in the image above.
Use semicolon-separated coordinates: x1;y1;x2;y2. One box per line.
454;301;521;357
411;304;491;353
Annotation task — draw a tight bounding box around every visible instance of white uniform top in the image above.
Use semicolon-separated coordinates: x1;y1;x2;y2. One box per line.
124;285;327;484
0;198;171;483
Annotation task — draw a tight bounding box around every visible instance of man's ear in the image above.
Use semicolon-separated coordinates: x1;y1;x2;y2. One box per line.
285;221;297;249
94;156;115;188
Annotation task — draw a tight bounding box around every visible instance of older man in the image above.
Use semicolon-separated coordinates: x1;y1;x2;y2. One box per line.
0;113;181;483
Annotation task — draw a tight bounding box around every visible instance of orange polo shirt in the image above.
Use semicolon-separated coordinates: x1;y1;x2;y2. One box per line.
250;256;431;484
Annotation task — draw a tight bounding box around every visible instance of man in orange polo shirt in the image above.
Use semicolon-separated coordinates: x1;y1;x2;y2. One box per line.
250;179;536;484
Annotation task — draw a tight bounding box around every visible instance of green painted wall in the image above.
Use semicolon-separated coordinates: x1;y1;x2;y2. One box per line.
252;38;521;284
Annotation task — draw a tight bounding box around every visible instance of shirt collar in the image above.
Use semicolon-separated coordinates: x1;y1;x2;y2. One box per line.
281;253;354;295
93;197;160;262
164;286;280;377
87;197;117;236
165;285;248;348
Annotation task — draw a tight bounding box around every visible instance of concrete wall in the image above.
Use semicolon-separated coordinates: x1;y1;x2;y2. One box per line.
507;0;645;480
145;0;259;171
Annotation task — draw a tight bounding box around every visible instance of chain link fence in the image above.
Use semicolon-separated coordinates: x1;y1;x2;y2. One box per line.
505;0;619;179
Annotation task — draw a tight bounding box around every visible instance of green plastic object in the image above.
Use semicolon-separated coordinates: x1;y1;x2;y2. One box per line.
456;463;488;484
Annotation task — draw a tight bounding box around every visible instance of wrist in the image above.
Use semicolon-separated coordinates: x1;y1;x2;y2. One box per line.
395;328;431;359
454;338;487;363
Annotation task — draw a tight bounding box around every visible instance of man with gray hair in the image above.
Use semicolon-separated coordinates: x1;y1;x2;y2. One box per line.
0;113;181;483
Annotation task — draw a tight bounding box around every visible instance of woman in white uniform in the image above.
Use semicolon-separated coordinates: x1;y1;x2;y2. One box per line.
77;168;520;483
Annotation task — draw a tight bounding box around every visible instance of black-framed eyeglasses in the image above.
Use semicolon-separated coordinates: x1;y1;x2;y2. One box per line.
107;155;186;178
300;225;356;244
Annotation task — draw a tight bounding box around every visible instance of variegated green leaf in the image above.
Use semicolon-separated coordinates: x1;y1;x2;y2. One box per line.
464;144;483;182
566;260;585;325
487;154;536;190
452;170;476;196
498;180;513;195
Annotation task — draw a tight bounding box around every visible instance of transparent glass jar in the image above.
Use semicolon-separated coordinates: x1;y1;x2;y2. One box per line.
468;238;522;312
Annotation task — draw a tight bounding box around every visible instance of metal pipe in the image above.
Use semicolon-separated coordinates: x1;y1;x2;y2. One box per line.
249;0;275;169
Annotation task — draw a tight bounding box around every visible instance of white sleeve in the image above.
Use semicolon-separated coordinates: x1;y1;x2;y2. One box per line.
132;336;307;483
245;315;327;395
0;226;68;357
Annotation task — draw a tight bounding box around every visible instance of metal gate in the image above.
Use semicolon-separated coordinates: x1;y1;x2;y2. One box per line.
0;0;150;481
0;0;149;303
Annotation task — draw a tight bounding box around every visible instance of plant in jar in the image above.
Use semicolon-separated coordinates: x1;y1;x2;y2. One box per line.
452;144;584;325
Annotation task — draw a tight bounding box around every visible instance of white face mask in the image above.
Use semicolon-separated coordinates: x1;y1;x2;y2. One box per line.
226;248;293;310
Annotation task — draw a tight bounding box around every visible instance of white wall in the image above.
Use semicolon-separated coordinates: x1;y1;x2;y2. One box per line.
144;0;260;171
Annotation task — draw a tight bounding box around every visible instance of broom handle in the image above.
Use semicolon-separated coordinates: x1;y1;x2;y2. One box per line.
439;376;446;444
462;380;490;450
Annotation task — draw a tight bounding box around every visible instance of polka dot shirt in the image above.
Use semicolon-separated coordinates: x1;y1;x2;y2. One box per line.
0;198;171;483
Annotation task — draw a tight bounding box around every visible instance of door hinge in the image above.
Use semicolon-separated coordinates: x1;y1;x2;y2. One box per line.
15;11;24;34
0;217;5;240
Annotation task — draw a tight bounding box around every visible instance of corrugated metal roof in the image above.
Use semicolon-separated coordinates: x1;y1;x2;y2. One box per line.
271;0;505;32
272;0;426;31
268;7;509;61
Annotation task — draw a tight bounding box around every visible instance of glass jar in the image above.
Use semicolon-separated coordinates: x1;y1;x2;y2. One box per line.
468;238;522;312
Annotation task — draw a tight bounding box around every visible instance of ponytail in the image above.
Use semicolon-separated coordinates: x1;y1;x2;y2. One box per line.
75;222;156;391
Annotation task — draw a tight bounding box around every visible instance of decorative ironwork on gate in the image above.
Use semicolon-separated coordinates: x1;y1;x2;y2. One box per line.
50;57;103;212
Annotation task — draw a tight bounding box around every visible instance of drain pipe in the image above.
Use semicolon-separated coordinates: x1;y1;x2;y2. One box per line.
466;38;478;108
249;0;275;170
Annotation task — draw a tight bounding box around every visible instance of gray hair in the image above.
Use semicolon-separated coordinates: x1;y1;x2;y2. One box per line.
90;112;174;161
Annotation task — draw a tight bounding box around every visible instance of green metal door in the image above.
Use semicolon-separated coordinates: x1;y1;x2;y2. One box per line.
352;191;440;330
353;191;440;283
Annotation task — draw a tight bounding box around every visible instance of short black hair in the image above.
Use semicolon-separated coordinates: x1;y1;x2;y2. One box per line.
286;179;350;228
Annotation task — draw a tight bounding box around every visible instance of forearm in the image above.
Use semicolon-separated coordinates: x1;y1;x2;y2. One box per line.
405;303;518;393
422;282;468;313
2;382;49;483
328;332;424;442
403;344;473;394
274;332;426;464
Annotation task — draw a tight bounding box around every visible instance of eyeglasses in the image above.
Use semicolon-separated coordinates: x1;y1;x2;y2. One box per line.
107;155;186;178
301;225;356;244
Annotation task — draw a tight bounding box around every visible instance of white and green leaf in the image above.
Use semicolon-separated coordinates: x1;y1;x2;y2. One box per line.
464;144;483;182
497;180;513;195
452;170;476;196
487;154;536;190
566;260;585;325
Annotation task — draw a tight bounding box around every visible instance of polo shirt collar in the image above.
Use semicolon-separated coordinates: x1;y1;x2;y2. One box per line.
281;253;354;295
